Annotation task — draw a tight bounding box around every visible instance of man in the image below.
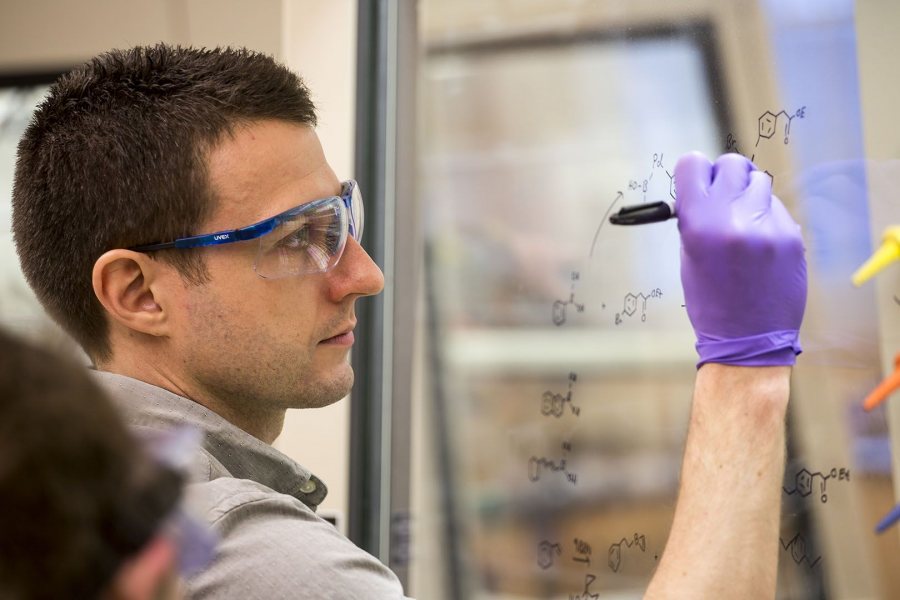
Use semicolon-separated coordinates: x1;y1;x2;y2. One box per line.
12;44;804;598
13;44;402;599
0;328;207;599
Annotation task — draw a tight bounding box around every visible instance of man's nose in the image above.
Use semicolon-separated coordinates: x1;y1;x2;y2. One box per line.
327;236;385;301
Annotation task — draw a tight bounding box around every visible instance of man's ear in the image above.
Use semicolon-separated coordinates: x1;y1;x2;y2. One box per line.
92;250;174;338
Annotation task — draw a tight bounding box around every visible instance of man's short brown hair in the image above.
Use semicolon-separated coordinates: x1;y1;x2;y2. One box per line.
12;44;317;361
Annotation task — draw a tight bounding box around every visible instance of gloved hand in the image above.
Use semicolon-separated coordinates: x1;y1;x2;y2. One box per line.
674;152;807;367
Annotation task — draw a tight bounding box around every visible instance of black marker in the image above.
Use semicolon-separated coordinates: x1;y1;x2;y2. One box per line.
609;200;675;226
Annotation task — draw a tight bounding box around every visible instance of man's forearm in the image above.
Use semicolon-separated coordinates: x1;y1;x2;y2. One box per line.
645;365;791;599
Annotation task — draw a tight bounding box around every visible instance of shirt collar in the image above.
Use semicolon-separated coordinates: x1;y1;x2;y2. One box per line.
91;370;327;508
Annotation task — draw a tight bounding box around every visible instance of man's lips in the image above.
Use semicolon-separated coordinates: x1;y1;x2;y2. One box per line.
319;327;355;346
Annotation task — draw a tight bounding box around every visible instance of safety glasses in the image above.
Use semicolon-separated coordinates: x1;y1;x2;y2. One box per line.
130;180;363;279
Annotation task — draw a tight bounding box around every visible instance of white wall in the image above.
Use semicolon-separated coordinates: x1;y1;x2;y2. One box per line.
0;0;283;69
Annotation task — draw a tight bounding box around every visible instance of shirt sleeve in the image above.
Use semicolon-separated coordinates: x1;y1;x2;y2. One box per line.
184;480;410;600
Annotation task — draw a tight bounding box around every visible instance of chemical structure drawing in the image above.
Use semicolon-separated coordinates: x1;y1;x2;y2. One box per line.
608;533;647;573
780;533;821;570
572;537;592;566
553;271;585;326
615;288;663;325
541;372;580;418
626;153;674;203
757;106;806;147
569;574;600;600
783;467;850;503
725;106;807;164
528;442;577;485
537;540;562;570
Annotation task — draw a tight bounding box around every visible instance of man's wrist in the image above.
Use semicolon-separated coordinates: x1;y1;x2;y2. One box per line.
695;363;792;417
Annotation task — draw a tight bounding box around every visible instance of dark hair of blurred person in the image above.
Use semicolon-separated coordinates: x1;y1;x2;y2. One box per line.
0;329;184;600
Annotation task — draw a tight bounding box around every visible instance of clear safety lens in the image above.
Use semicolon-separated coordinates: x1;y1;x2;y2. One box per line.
348;180;364;243
254;197;349;279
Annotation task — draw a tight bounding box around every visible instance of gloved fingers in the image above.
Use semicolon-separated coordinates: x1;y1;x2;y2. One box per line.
739;168;775;215
710;153;755;198
768;193;805;249
673;151;713;216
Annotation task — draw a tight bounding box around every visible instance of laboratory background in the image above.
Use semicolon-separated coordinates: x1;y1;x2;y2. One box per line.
2;1;900;598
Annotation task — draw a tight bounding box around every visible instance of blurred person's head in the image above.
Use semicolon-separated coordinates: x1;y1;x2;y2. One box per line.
12;45;384;441
0;329;186;599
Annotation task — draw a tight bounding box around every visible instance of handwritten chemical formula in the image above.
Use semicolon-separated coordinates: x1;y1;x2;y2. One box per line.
756;107;806;147
780;533;821;570
572;537;592;566
608;533;649;573
537;540;562;570
541;372;580;418
528;442;577;485
627;153;675;203
569;575;600;600
725;106;807;181
552;271;585;326
615;288;663;325
783;467;850;503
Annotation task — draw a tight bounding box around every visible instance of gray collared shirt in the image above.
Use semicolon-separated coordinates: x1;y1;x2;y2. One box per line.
93;371;408;599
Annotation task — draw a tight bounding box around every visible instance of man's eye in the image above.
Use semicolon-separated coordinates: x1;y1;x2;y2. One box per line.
278;227;310;250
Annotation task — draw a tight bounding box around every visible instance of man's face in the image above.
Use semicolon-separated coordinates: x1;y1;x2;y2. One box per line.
169;120;383;413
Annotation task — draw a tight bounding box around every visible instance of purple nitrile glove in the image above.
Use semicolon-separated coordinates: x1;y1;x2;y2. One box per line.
674;152;807;368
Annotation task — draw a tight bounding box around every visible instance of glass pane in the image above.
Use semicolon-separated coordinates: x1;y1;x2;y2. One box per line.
418;1;896;598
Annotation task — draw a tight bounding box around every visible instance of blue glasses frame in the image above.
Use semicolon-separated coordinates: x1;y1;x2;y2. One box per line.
129;180;361;253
